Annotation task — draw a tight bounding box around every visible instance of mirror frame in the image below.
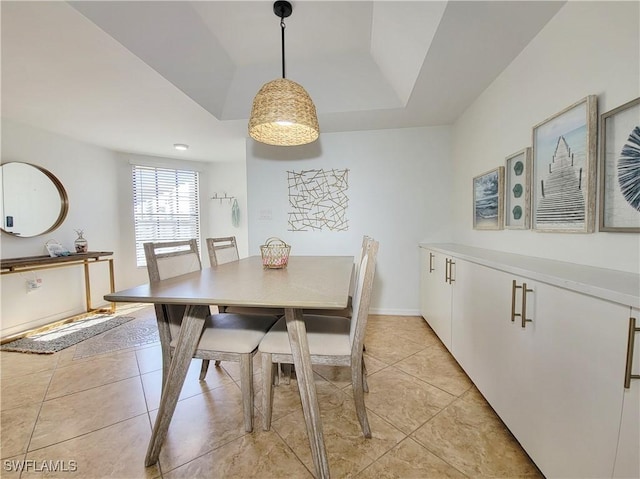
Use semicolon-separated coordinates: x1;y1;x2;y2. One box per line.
0;162;69;237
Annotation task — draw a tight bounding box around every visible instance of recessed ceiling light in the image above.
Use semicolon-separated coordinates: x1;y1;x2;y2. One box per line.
173;143;189;151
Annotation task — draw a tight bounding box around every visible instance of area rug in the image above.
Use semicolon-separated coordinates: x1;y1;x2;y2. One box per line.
0;314;135;354
73;315;159;359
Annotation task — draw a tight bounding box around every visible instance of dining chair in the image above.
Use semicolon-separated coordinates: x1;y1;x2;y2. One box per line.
258;238;379;438
144;239;279;432
205;236;285;317
274;235;371;385
206;236;239;267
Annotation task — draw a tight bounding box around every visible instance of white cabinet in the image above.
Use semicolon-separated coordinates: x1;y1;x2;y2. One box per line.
614;307;640;479
422;243;639;479
419;247;454;350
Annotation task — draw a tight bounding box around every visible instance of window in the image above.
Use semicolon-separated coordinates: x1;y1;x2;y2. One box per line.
132;165;201;267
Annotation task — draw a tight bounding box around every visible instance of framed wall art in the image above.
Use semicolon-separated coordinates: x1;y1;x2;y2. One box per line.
531;95;598;233
473;167;504;230
599;97;640;232
504;148;531;229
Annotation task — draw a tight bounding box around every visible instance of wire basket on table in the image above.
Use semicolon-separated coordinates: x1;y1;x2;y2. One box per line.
260;237;291;269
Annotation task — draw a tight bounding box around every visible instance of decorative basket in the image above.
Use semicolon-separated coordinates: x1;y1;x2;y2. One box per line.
260;237;291;269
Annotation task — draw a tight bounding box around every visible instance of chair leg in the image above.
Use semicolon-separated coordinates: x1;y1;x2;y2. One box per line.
279;363;292;385
214;360;221;367
198;360;210;381
261;353;276;431
362;359;369;394
351;359;372;438
239;354;254;432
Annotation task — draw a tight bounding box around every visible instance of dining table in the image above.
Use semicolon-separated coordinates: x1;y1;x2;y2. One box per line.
104;254;354;479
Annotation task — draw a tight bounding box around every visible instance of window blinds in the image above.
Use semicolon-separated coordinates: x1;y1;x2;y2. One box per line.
132;165;201;267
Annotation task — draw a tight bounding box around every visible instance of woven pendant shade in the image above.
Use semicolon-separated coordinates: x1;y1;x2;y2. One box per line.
249;78;319;146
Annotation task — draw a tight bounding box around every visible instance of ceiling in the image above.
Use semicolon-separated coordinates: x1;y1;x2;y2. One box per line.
1;1;565;162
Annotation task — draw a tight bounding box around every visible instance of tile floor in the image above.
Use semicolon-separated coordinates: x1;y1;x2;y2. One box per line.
0;306;543;478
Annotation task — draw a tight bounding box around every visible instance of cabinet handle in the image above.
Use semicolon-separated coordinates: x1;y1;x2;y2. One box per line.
444;258;449;283
511;280;522;322
624;317;640;389
521;283;533;328
444;259;456;284
429;253;434;273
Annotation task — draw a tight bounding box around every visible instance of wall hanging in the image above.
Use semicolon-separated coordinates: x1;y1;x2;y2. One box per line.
287;168;349;231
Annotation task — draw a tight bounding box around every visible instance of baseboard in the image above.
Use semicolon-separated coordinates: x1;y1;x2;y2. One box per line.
368;308;421;316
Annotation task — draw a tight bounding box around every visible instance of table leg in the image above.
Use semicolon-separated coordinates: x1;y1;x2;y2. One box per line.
145;304;208;467
284;307;331;479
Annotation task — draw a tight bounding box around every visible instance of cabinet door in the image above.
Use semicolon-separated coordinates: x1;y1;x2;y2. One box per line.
614;307;640;478
523;282;628;478
451;261;630;478
451;261;522;408
419;248;452;350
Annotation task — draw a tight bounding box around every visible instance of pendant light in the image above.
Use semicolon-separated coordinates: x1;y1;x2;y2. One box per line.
248;1;319;146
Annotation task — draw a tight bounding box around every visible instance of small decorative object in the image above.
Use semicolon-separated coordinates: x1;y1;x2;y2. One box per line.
74;229;88;253
532;95;597;233
473;167;504;230
599;97;640;232
504;148;531;229
45;239;70;257
260;237;291;269
232;198;240;228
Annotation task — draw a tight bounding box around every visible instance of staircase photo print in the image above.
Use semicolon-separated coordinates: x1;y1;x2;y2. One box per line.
532;95;597;233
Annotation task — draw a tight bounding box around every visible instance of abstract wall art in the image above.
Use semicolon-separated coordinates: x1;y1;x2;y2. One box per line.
287;168;349;231
599;97;640;232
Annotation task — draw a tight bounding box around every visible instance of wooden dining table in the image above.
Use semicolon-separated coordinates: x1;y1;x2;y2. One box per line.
104;255;354;479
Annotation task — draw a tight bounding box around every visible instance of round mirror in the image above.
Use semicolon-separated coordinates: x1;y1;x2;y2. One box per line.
0;162;69;238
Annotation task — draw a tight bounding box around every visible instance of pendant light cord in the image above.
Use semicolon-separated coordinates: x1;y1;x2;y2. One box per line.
280;19;286;79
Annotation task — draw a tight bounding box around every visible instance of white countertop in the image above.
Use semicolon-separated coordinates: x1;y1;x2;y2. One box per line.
419;243;640;309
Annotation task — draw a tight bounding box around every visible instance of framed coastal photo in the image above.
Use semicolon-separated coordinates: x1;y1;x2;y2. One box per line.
532;95;597;233
599;97;640;232
473;167;504;230
504;148;531;229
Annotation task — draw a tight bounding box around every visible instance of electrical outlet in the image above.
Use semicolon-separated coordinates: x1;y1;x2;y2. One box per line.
26;278;43;292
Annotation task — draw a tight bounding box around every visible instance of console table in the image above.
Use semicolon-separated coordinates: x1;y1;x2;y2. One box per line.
1;251;116;313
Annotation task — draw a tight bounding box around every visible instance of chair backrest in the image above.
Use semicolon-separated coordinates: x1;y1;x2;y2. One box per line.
206;236;239;267
349;237;379;356
349;235;372;296
144;239;202;281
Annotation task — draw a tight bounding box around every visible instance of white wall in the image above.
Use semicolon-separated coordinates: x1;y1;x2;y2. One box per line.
0;120;247;337
450;1;640;273
246;126;452;315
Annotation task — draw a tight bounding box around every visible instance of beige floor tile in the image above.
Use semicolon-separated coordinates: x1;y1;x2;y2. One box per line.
361;330;427;366
45;351;140;400
135;344;163;375
1;402;41;458
355;437;467;478
151;382;252;472
411;390;542;478
220;354;262;382
394;343;473;397
163;429;313;479
273;402;405;478
367;316;441;348
30;376;147;451
1;370;54;411
22;414;159;479
312;354;387;390
0;351;58;379
255;373;348;424
362;366;456;434
141;360;234;411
